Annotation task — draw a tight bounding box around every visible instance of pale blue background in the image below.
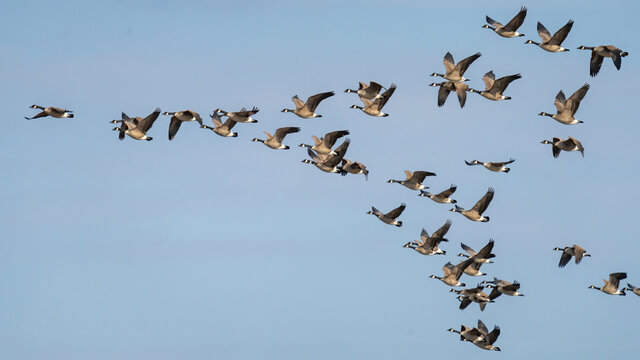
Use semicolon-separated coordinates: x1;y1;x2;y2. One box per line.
2;0;639;358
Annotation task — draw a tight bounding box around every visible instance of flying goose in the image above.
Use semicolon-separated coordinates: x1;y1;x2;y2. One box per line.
429;81;469;108
486;280;524;299
403;220;451;255
525;20;574;52
302;139;350;174
25;105;73;119
163;110;203;140
282;91;335;118
350;84;397;117
429;257;475;287
483;6;527;38
539;83;589;125
344;81;385;100
472;320;501;351
577;45;628;76
622;284;640;297
431;52;482;82
447;325;485;343
469;71;521;100
450;188;495;222
341;159;369;180
458;240;496;264
589;272;627;295
456;290;494;311
463;262;488;277
367;203;405;227
419;184;457;204
553;244;590;268
541;137;584;158
110;108;160;141
252;127;300;150
214;107;259;123
387;170;437;191
465;159;515;173
299;130;350;155
201;112;238;137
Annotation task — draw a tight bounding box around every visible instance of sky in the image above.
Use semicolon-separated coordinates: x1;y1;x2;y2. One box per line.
1;0;639;358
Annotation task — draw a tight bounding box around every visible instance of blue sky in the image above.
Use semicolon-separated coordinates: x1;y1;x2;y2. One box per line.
2;0;639;358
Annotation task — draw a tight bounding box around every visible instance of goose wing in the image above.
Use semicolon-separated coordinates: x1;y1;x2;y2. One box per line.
305;91;335;112
491;73;521;93
137;108;161;133
482;71;495;90
453;52;481;76
537;22;552;42
373;83;396;110
549;20;574;45
437;82;452;107
608;272;627;289
567;137;584;157
323;130;350;148
461;243;477;256
471;187;495;215
432;219;452;239
385;203;406;219
443;52;455;73
590;52;604;77
485;15;503;28
210;112;223;127
323;138;350;167
609;47;624;70
234;106;259;117
573;244;587;264
452;257;475;278
554;91;567;112
452;82;469;107
411;170;437;183
168;116;182;140
564;83;589;116
487;326;501;344
368;81;384;95
291;95;305;109
495;158;515;166
476;239;495;259
502;6;527;31
436;185;457;199
274;126;301;143
477;320;489;338
558;249;572;268
420;228;430;245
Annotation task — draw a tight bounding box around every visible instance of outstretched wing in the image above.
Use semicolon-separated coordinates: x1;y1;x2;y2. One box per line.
385;203;406;219
564;83;589;116
485;15;503;28
492;74;521;93
590;52;604;77
549;20;574;45
554;91;567;112
454;52;481;76
437;185;457;198
482;71;495;90
537;21;551;42
503;6;527;31
437;83;451;107
168;116;182;140
305;91;335;112
432;219;452;239
411;170;437;183
274;126;301;143
443;52;455;73
323;130;350;148
137;107;161;133
471;187;495;215
373;83;397;110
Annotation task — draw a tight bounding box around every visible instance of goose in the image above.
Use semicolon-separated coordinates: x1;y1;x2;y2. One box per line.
486;280;524;299
456;291;494;311
483;6;527;38
447;325;485;343
525;20;574;52
344;81;385;100
341;159;369;180
450;187;495;222
553;244;590;268
302;139;350;174
163;110;203;140
282;91;335;118
201;112;238;137
541;137;584;158
252;127;300;150
350;84;397;117
429;81;469;108
465;159;515;173
110;108;160;141
403;220;451;255
463;262;487;277
299;130;349;155
367;203;405;227
458;240;496;264
387;170;437;191
25;105;73;119
431;52;482;82
419;184;457;204
451;284;485;297
469;71;521;100
577;45;628;76
589;272;627;295
622;284;640;297
429;257;475;287
472;321;501;351
539;83;589;125
215;107;259;123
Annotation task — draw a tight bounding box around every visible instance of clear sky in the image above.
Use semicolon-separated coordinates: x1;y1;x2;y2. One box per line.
2;0;639;358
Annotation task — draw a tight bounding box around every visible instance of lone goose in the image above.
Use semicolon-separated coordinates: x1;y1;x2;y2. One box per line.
341;159;369;180
465;159;515;173
486;280;524;300
201;112;238;137
403;220;451;255
252;127;300;150
483;6;527;38
367;203;405;227
350;84;397;116
472;321;501;351
25;105;73;119
541;137;584;158
539;83;589;125
111;108;160;141
344;81;385;100
215;107;259;123
387;170;437;191
623;284;640;297
299;130;350;155
163;110;203;140
447;325;484;343
302;139;350;174
429;257;475;287
553;244;590;268
429;81;469;108
431;52;482;82
458;240;496;264
419;184;457;204
282;91;335;118
469;71;521;100
577;45;628;76
589;272;627;295
525;20;574;52
450;187;495;222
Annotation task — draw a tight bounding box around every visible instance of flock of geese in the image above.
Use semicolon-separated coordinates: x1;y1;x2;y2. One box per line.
23;5;635;352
